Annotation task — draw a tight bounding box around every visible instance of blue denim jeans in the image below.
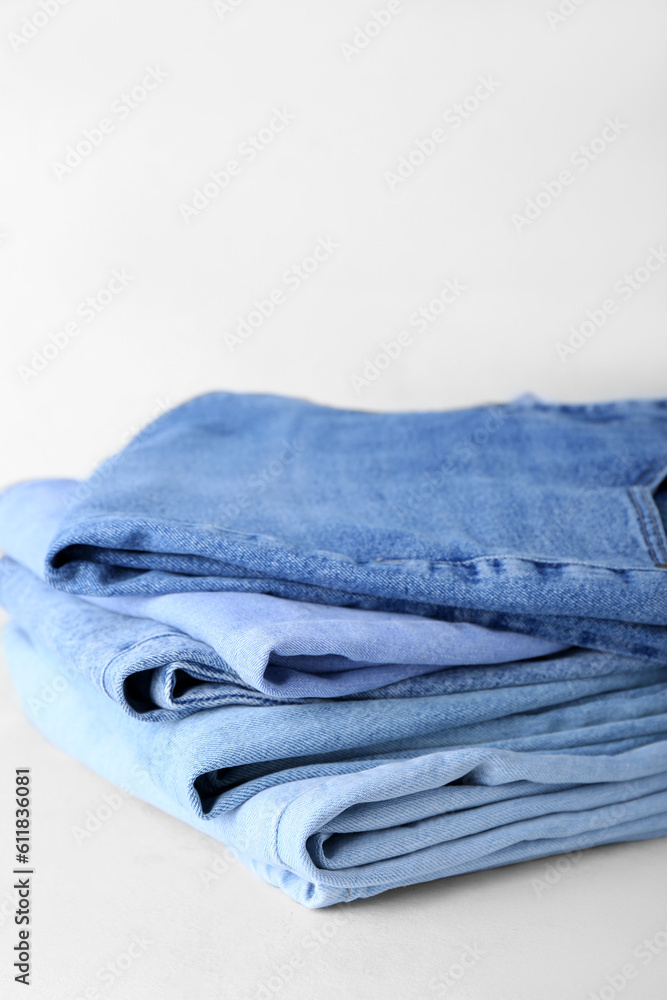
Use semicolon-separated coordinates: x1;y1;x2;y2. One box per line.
31;393;667;660
0;553;575;715
0;479;570;713
0;548;658;717
5;622;667;907
2;392;666;907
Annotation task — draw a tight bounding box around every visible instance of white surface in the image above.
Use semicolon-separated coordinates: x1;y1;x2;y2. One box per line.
1;0;666;997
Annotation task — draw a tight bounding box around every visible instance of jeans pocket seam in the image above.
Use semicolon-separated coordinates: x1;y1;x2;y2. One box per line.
628;488;667;567
643;492;667;566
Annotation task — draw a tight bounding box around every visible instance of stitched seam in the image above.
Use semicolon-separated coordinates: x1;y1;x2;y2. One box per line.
101;631;192;695
642;490;667;565
629;490;661;566
272;793;307;867
646;501;667;565
416;554;667;573
103;632;192;669
628;491;658;564
634;454;667;486
54;515;667;575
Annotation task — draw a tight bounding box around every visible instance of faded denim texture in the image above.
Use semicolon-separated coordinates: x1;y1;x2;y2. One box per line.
0;479;564;711
34;393;667;661
5;623;667;907
1;392;666;907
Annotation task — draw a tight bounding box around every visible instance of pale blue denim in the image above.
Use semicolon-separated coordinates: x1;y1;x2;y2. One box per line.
0;555;574;715
2;393;666;907
5;623;667;907
3;550;654;716
0;479;565;711
31;393;667;661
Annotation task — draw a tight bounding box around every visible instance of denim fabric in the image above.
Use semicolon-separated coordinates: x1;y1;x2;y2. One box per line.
0;480;565;709
1;549;655;718
0;554;576;716
4;546;658;716
28;393;667;660
2;392;666;908
6;622;667;907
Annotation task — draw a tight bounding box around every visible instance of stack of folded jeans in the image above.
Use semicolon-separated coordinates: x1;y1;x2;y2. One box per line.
1;392;666;907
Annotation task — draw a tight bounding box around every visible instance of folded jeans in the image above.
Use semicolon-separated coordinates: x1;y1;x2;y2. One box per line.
6;622;667;907
28;393;667;661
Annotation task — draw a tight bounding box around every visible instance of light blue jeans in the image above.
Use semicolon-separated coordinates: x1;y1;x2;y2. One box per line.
32;393;667;661
0;479;564;712
2;393;666;906
5;622;666;907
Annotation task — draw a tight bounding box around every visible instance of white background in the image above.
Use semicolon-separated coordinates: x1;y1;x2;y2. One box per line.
1;0;666;997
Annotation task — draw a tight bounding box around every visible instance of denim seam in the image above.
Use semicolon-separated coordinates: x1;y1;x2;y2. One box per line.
100;632;192;698
272;786;355;895
641;491;667;566
272;793;305;868
270;787;366;900
628;490;667;568
628;491;660;565
634;453;667;487
53;515;667;576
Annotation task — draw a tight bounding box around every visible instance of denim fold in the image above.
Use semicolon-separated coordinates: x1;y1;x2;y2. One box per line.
0;478;566;710
5;622;667;907
16;392;667;660
1;392;666;907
